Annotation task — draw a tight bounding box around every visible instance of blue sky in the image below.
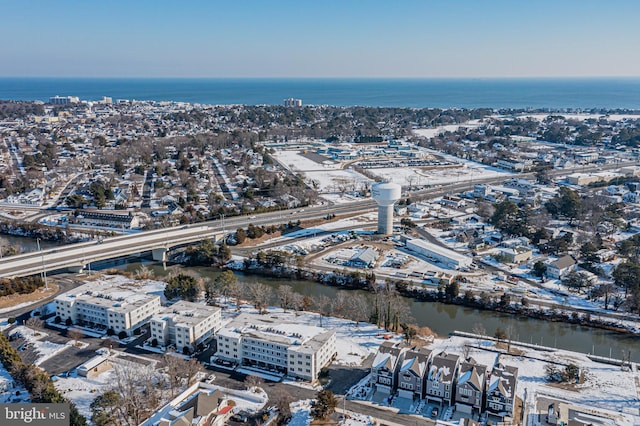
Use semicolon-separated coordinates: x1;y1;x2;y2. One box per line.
1;0;639;78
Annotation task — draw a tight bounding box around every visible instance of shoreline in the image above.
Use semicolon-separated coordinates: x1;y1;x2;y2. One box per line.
222;262;640;337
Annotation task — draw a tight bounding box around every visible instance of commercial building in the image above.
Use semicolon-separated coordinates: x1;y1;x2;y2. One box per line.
54;280;161;336
49;95;80;104
150;301;222;352
214;313;336;381
406;238;473;270
73;211;141;230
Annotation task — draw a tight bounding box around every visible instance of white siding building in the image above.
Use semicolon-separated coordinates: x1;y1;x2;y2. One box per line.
214;313;336;381
54;280;161;336
150;301;221;352
406;238;472;270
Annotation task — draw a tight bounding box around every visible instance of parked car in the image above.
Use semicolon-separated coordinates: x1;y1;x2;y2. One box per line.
431;407;439;418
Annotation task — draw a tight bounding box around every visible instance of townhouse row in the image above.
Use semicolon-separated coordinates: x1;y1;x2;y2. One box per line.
371;342;518;421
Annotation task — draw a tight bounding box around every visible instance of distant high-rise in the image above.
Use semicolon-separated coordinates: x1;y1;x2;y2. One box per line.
284;98;302;107
371;182;402;235
49;95;79;105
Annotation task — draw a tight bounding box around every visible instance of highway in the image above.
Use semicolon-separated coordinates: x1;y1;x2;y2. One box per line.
0;161;634;279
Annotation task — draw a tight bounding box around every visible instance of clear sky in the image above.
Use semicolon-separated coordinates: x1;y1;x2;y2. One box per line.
1;0;639;78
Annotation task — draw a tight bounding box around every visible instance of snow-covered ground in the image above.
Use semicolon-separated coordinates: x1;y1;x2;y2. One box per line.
54;367;115;419
287;399;374;426
272;150;341;172
349;335;640;425
11;326;70;366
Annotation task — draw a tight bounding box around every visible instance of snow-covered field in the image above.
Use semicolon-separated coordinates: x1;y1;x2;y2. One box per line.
305;169;373;193
270;143;511;202
272;150;341;172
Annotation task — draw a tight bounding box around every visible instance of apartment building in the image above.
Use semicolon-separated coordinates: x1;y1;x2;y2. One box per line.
213;313;336;381
54;280;161;336
150;301;221;352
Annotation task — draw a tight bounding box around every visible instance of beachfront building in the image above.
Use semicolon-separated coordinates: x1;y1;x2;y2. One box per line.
405;238;473;270
149;301;222;353
213;313;336;381
54;280;161;336
283;98;302;107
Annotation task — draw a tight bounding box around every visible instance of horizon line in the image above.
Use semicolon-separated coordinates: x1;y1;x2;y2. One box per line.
2;75;640;80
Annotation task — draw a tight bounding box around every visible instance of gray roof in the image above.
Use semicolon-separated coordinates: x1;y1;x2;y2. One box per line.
458;358;487;391
351;247;377;265
551;255;576;270
428;352;460;383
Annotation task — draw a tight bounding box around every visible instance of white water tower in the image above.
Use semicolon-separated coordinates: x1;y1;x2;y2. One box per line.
371;182;402;235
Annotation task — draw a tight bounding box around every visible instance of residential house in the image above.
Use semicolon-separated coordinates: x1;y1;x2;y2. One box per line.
454;358;487;415
500;246;533;264
425;352;460;406
142;383;232;426
396;347;432;400
486;363;518;419
547;255;576;279
371;342;407;395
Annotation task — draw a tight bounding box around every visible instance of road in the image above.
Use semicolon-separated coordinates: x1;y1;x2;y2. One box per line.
0;161;635;279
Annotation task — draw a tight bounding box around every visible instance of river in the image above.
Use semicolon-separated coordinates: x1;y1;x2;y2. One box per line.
93;258;640;362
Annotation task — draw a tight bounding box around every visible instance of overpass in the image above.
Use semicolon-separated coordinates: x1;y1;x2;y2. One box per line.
0;225;227;278
0;161;634;279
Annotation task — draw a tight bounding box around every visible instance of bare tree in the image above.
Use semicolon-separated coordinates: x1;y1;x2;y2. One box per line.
313;294;332;327
248;282;271;313
227;281;244;310
110;363;163;426
68;328;83;346
330;292;349;318
505;323;518;353
289;292;305;311
244;374;264;391
163;355;203;398
345;293;371;326
25;317;43;330
471;323;486;339
274;392;294;422
278;285;295;311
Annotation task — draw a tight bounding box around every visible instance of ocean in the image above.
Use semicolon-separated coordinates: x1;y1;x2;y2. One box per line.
1;77;640;109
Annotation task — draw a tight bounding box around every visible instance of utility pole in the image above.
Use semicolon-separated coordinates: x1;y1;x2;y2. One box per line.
36;238;48;290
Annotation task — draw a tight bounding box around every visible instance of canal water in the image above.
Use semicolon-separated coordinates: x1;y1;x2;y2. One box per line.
97;258;640;362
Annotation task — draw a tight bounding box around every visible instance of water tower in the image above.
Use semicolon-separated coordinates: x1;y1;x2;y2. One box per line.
371;182;402;235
